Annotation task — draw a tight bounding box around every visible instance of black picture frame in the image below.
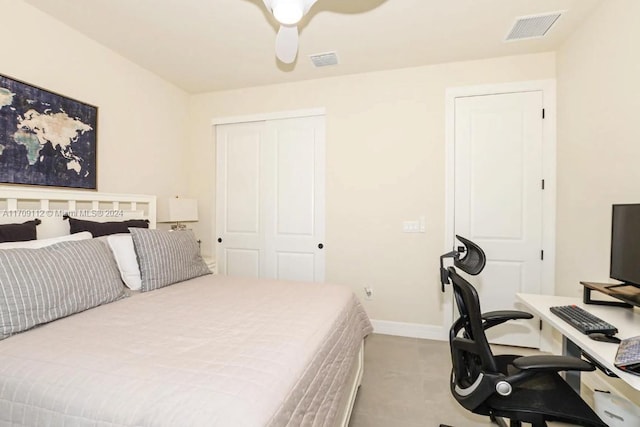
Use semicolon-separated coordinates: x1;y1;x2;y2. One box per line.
0;73;98;190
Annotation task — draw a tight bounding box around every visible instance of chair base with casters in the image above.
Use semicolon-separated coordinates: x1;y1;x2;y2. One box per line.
439;235;607;427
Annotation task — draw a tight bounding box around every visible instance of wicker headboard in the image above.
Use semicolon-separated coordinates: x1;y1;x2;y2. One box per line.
0;187;156;239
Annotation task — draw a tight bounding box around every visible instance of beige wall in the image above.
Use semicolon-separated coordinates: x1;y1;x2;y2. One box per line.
188;52;555;326
556;3;640;404
1;1;190;198
556;0;640;297
8;0;637;330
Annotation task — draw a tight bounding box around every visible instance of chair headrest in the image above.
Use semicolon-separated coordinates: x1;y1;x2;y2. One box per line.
453;235;486;276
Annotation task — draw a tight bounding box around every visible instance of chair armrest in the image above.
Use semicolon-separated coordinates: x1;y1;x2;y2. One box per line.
481;310;533;330
512;355;595;372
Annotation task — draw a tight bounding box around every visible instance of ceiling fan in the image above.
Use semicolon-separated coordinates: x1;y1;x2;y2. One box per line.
262;0;319;64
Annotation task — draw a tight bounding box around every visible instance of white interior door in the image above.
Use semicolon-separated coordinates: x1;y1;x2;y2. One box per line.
216;115;325;282
454;91;543;348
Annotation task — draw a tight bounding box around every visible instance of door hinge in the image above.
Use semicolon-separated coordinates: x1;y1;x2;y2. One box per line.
539;319;543;330
541;250;544;260
542;108;545;119
541;179;545;190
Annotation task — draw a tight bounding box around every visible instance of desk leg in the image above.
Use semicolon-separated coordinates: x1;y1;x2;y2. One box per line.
562;337;581;392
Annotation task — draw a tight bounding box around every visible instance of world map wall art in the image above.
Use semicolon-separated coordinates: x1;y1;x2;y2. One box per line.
0;74;97;189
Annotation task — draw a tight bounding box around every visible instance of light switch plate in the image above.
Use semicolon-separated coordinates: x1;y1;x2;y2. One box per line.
403;221;420;233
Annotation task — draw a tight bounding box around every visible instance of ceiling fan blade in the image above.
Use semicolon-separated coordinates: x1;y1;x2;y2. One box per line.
275;25;299;64
262;0;275;10
302;0;319;14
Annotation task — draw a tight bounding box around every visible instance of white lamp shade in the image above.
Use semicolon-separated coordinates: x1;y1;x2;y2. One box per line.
158;198;198;223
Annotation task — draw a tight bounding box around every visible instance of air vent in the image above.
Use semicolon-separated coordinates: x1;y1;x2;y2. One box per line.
505;12;563;41
309;51;339;68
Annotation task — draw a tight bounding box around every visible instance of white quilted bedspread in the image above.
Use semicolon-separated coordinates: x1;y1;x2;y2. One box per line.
0;275;372;427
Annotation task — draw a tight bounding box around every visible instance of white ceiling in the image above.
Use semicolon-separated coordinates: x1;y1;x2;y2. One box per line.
23;0;602;94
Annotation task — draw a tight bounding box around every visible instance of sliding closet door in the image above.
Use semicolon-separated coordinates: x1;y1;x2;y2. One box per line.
216;115;325;282
262;116;325;282
216;122;265;278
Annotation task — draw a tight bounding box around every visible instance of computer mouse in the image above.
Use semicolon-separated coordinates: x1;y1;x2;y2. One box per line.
588;333;621;344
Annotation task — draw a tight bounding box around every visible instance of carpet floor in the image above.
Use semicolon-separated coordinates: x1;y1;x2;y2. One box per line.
348;333;576;427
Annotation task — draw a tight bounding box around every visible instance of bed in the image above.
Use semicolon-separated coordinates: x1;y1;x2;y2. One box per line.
0;188;372;427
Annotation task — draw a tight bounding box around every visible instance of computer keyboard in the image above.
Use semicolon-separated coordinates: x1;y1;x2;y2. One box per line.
549;305;618;336
615;337;640;374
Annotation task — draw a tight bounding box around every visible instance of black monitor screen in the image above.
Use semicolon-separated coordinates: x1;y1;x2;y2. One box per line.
610;204;640;286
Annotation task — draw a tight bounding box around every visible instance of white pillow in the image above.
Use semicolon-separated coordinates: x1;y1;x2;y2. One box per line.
0;231;93;249
106;234;142;290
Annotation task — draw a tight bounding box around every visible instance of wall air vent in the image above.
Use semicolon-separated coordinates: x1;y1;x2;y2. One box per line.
309;51;339;68
505;12;563;41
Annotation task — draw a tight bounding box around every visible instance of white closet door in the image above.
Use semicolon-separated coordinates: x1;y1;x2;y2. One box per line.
263;116;325;282
216;116;325;282
216;122;265;278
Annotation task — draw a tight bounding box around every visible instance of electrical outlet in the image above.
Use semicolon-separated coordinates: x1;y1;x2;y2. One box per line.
364;287;373;300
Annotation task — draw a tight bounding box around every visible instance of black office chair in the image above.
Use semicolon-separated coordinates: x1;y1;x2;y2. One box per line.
439;236;607;427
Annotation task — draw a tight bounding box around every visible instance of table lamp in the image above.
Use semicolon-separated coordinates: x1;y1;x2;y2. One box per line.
158;197;198;231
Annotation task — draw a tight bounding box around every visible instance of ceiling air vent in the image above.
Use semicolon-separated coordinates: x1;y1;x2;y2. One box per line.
309;51;339;68
505;12;563;41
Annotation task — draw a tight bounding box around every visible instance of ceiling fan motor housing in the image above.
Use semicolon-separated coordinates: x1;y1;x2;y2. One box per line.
272;0;304;25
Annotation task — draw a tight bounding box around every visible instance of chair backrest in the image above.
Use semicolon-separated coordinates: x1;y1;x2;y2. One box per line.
449;267;505;411
449;267;497;374
449;235;488;343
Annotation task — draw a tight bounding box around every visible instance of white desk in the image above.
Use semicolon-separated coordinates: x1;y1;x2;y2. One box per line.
517;293;640;392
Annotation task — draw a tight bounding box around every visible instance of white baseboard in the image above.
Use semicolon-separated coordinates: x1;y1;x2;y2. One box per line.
370;319;445;341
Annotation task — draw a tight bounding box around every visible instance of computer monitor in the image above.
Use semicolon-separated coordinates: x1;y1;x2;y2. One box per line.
610;204;640;287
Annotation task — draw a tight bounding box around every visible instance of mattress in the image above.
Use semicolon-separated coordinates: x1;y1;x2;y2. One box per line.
0;275;373;426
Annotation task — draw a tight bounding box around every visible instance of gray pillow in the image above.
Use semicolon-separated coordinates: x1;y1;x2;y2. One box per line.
129;228;211;292
0;239;125;340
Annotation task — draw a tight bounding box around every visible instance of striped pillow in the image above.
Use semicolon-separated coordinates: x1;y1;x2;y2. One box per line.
0;239;125;340
129;228;211;292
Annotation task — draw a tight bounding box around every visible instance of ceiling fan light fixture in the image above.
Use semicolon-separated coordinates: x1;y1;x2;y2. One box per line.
273;0;304;25
262;0;319;63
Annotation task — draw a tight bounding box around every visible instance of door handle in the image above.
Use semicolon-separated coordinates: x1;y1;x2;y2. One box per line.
217;238;222;243
318;243;324;249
